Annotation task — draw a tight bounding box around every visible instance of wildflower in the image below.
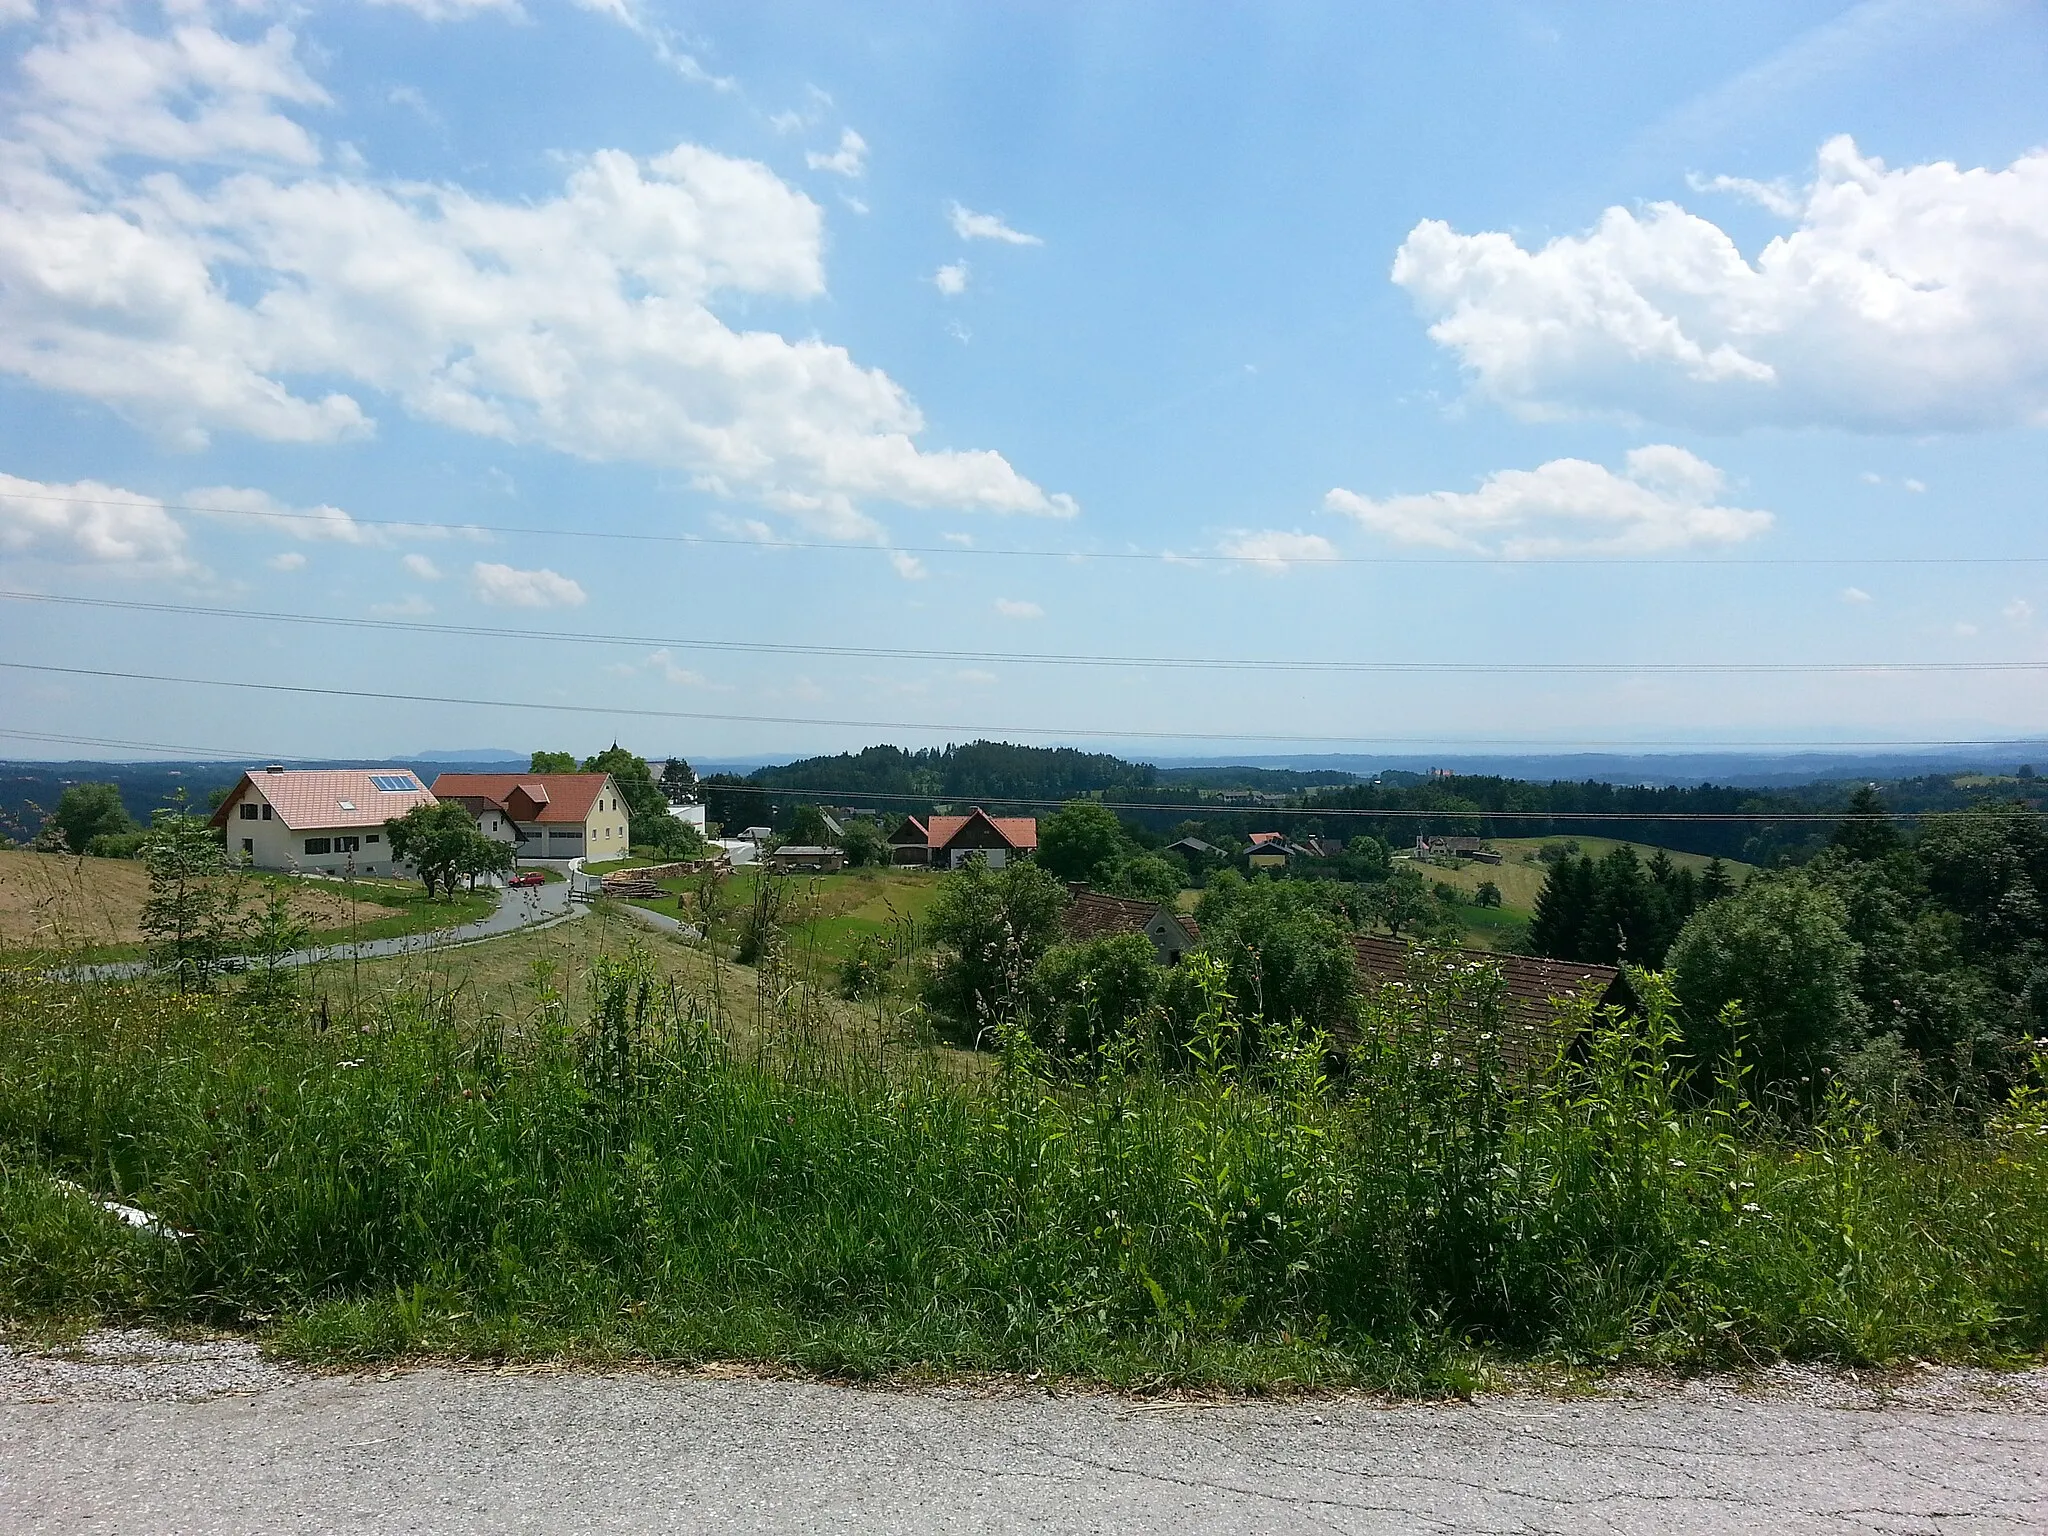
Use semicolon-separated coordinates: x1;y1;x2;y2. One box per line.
338;1059;363;1069
1668;1159;1687;1169
1741;1202;1761;1212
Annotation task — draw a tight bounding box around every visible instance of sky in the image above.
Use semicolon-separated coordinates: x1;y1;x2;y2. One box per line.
2;0;2047;767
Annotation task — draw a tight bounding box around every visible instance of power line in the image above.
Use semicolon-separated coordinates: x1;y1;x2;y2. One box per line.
10;488;2048;567
4;659;2044;752
9;589;2048;676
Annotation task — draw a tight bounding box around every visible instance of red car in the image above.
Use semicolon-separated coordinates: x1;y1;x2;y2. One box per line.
507;871;546;887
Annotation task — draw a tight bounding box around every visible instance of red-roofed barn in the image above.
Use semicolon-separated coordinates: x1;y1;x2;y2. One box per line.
886;808;1039;870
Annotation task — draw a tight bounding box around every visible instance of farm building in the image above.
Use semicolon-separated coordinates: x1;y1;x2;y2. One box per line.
1350;934;1631;1076
767;845;845;872
1063;888;1200;965
1414;834;1503;864
209;765;435;876
429;773;630;864
888;808;1039;869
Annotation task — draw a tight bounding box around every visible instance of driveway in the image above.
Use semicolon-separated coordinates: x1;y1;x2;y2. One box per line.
1;1332;2042;1533
64;874;586;983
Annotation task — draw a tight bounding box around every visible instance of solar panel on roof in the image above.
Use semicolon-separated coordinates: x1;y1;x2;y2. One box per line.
369;773;417;792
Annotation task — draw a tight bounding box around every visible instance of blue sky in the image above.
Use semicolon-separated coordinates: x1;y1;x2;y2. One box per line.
2;0;2046;765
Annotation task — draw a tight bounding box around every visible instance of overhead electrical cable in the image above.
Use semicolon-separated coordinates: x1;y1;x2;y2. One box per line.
7;489;2048;566
7;590;2048;676
3;660;2043;752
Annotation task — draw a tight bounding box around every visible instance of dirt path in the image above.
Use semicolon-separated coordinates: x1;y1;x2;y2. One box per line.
2;1331;2042;1533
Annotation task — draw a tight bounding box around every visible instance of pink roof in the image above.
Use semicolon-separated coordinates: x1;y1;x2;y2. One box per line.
209;768;436;832
430;773;611;826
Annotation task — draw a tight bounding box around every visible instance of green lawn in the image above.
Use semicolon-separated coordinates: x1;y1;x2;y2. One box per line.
626;866;940;979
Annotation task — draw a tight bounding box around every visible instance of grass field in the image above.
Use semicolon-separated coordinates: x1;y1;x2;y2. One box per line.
2;960;2042;1388
0;850;493;960
625;867;942;980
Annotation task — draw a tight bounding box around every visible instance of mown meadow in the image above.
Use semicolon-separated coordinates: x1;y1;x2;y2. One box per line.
2;946;2043;1390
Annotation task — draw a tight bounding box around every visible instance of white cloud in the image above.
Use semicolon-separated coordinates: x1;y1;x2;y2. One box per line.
2006;598;2036;626
189;486;376;544
805;128;867;178
0;471;190;571
955;668;997;686
1954;621;1980;637
934;261;969;297
0;10;1071;537
1325;445;1773;556
0;0;39;26
369;0;520;19
1841;586;1873;604
994;597;1043;619
889;550;927;581
372;594;434;616
645;647;708;686
1217;529;1340;573
1860;471;1883;485
402;553;441;580
267;550;306;571
1392;136;2048;431
942;531;973;546
471;561;586;608
949;202;1042;246
1904;478;1927;493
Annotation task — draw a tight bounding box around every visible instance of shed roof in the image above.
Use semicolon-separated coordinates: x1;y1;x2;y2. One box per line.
1351;935;1627;1075
927;808;1038;851
209;768;436;832
430;773;612;826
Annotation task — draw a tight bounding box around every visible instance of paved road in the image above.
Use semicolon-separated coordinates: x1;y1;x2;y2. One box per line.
2;1333;2042;1533
64;876;587;983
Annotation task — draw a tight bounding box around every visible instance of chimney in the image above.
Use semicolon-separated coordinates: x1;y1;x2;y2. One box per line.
266;763;285;774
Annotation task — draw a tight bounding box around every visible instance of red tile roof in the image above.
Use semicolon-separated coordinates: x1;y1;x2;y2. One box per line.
430;773;612;826
1063;890;1163;942
925;809;1038;851
208;768;435;832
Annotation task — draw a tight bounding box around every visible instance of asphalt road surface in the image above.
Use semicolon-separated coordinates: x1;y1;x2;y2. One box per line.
4;1332;2044;1533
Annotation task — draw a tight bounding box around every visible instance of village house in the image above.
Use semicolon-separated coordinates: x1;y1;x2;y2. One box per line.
1350;934;1632;1076
887;808;1039;869
209;765;436;876
429;773;630;864
1063;888;1201;965
1246;831;1295;870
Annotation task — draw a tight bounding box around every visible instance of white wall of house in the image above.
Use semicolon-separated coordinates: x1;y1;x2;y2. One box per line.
226;798;403;877
949;846;1010;870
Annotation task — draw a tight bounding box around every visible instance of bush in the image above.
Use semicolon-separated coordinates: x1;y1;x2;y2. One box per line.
1026;934;1162;1059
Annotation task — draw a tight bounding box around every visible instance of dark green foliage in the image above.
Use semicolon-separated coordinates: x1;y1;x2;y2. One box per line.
1669;873;1868;1107
837;818;890;868
659;757;697;800
1189;877;1356;1040
1527;846;1701;967
921;859;1068;1037
1026;934;1163;1058
786;803;833;847
49;783;135;854
529;751;579;774
1474;881;1502;909
238;891;311;1020
1036;800;1129;885
1102;852;1183;904
383;802;498;898
138;806;238;993
1832;785;1902;863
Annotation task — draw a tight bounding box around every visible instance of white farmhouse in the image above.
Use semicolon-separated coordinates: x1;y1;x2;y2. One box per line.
209;766;437;876
429;773;631;864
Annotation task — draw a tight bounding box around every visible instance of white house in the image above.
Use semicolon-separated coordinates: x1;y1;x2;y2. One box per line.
429;773;631;864
209;766;437;876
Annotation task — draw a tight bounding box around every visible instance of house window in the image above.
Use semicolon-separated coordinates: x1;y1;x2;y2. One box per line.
240;804;259;820
241;838;253;855
365;833;380;845
304;838;332;855
336;835;361;853
262;805;273;820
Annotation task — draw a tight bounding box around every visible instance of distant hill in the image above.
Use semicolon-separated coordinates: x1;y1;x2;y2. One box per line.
413;749;526;763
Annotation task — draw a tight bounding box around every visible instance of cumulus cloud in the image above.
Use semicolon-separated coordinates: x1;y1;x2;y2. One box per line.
368;0;520;19
1841;586;1873;604
645;647;708;686
1392;136;2048;431
805;128;867;178
949;202;1042;246
402;553;441;580
934;261;969;296
471;561;586;608
994;597;1043;619
0;8;1072;538
889;551;927;581
0;471;191;571
1217;530;1340;573
189;485;376;544
1324;446;1772;557
2006;598;2037;626
267;550;306;571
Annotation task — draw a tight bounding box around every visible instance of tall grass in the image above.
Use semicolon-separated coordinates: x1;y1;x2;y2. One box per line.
0;948;2042;1387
